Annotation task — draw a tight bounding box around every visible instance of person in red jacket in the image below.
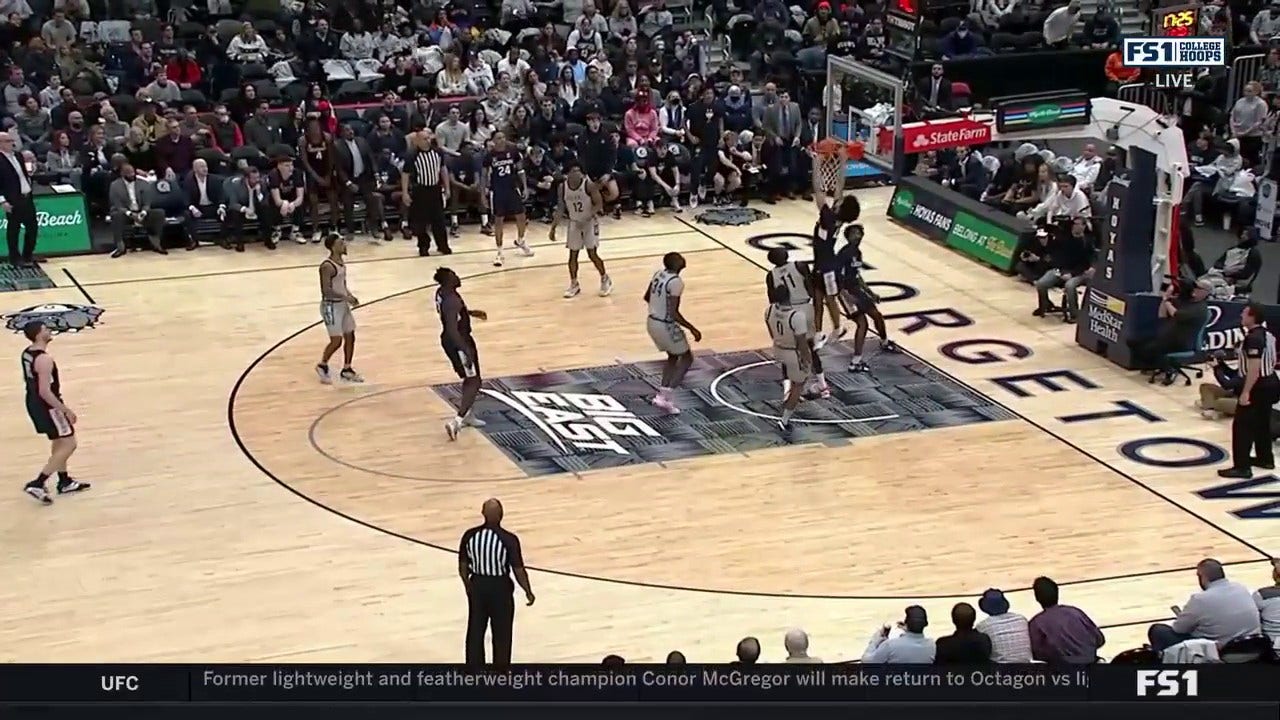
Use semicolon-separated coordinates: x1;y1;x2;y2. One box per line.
165;48;202;90
1104;50;1139;95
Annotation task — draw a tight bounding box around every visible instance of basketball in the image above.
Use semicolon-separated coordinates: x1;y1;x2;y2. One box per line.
838;195;861;223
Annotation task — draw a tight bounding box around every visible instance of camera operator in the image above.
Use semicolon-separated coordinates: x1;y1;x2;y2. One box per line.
1198;350;1244;420
1126;277;1210;372
1219;302;1280;478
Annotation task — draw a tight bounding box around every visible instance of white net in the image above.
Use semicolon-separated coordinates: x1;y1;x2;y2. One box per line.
812;141;847;200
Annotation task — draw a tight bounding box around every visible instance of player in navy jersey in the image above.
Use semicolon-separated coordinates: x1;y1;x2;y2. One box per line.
812;194;860;348
20;321;90;504
435;267;490;441
835;224;898;372
482;131;534;268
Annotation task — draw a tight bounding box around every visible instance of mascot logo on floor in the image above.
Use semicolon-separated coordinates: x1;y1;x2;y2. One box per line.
3;304;104;334
694;207;771;226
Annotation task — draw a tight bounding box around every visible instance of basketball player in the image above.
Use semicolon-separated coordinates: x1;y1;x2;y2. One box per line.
315;233;364;384
836;223;899;372
20;321;90;504
645;252;702;413
482;132;533;267
436;267;489;440
812;193;860;348
549;162;612;299
300;118;338;242
766;246;828;398
766;282;813;431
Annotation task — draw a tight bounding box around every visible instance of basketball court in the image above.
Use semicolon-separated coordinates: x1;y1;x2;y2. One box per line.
0;186;1275;663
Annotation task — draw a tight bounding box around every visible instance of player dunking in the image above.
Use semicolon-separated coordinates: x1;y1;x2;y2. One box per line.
812;193;861;348
645;252;701;413
21;321;90;504
483;132;534;268
835;224;899;372
765;246;828;398
435;267;489;440
315;233;364;384
549;162;612;299
765;282;813;432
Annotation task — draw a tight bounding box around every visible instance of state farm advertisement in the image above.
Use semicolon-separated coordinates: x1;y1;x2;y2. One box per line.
879;117;992;155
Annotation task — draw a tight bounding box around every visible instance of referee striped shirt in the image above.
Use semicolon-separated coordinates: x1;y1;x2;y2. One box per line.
409;147;444;188
1240;325;1278;377
459;523;524;578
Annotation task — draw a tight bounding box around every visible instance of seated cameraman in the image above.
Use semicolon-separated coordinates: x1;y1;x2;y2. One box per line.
1199;350;1244;419
1127;277;1211;371
1032;217;1095;322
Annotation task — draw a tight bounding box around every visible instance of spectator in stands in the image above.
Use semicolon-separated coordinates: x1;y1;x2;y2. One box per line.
610;1;638;41
954;145;989;200
131;100;167;144
371;92;409;134
1252;2;1280;44
1255;559;1280;643
940;20;984;60
39;8;73;49
624;92;659;147
974;589;1033;662
659;90;687;144
467;54;495;95
341;19;375;61
1068;144;1102;190
435;105;471;165
763;89;802;198
165;48;201;91
530;98;566;147
228;22;269;64
1027;576;1104;663
1261;48;1280;95
469;107;496;149
1148;559;1261;652
123;127;155;171
425;10;457;50
734;637;760;664
863;606;935;663
784;628;821;663
934;602;993;664
177;105;208;142
4;67;32;117
242;102;278;154
301;18;340;72
581;110;621;216
722;84;752;134
1188;138;1244;226
1025;173;1090;222
64;109;86;151
0;0;33;20
1210;227;1263;293
641;140;683;212
553;64;579;108
208;105;243;153
498;45;531;82
917;64;953;111
368;114;407;160
438;53;474;98
1230;82;1268;167
45;128;80;186
141;65;182;106
504;104;533;148
15;95;49;154
1033;217;1094;322
80;124;110;205
712;130;744;204
1042;0;1081;49
182;158;223;251
1081;7;1121;49
799;2;841;69
157;118;196;180
1103;50;1140;96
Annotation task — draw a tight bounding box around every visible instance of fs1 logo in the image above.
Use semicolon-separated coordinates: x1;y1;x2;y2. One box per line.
1122;37;1225;68
1136;669;1199;697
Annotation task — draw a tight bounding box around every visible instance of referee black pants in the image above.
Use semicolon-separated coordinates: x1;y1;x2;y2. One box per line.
411;184;450;254
465;575;515;666
1230;376;1280;468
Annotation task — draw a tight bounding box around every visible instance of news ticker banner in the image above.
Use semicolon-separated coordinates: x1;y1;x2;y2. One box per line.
1;665;1277;703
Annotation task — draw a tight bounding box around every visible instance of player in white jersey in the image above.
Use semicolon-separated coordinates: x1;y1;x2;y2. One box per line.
644;252;701;414
315;233;364;384
765;282;813;432
764;246;829;399
549;162;613;299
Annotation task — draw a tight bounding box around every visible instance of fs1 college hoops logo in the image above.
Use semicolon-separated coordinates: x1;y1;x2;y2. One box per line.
3;303;105;334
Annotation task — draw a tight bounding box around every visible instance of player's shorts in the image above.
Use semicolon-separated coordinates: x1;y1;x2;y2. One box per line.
838;286;877;317
565;219;600;251
441;336;481;379
647;317;690;355
489;189;525;218
788;303;816;335
811;269;838;296
29;404;74;440
320;300;356;336
774;348;809;383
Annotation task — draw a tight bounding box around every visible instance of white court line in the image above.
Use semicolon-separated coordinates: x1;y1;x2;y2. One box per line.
707;361;901;425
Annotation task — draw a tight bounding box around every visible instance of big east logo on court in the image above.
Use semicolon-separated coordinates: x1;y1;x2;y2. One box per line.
480;390;662;456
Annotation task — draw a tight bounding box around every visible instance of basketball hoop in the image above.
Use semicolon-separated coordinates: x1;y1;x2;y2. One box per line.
811;137;854;201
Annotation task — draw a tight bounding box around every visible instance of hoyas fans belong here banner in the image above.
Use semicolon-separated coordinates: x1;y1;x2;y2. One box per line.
887;179;1026;272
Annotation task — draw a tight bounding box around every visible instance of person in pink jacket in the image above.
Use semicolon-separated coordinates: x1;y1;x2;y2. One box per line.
624;95;659;148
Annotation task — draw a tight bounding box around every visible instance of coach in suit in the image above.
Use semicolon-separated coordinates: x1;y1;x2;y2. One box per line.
108;163;166;258
916;64;954;111
0;129;38;266
762;89;804;197
182;159;226;250
333;123;389;240
222;165;270;252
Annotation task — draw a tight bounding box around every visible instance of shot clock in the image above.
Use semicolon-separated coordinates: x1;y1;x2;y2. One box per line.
1153;3;1200;37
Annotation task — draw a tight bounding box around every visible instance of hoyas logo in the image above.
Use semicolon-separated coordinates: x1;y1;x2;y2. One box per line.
3;304;105;334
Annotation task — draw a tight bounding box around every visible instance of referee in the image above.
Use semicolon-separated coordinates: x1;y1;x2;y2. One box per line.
1219;302;1280;478
402;128;451;257
458;498;535;666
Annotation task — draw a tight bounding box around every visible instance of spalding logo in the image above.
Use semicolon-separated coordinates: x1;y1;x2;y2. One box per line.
3;304;105;334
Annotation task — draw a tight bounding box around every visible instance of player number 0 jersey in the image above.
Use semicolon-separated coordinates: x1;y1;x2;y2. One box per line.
765;304;805;350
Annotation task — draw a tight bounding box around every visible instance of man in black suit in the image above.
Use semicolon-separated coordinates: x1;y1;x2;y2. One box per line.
0;130;38;266
108;163;166;258
222;166;269;252
933;602;993;664
916;63;953;112
333;123;389;241
182;158;225;250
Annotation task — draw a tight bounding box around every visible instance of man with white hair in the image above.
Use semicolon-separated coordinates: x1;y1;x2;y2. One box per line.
182;158;224;250
1069;144;1102;191
784;628;822;663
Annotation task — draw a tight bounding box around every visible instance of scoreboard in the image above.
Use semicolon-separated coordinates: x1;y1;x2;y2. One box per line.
1153;3;1200;37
